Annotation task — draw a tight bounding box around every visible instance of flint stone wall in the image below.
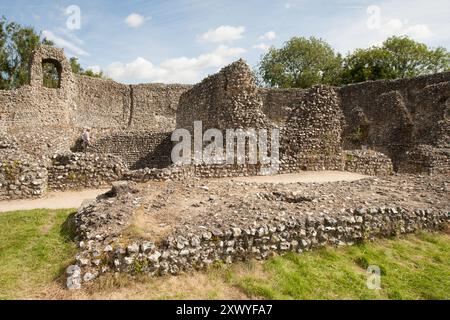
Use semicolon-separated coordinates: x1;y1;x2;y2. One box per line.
47;153;126;190
88;131;173;170
1;45;449;188
0;45;191;155
70;194;448;285
177;62;345;176
338;72;450;169
344;150;394;176
279;85;345;172
397;145;450;175
258;88;306;124
0;136;48;200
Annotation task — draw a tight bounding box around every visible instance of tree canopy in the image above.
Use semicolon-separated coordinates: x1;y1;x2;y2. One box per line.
258;35;450;88
258;37;343;89
69;57;107;79
341;36;450;84
0;16;105;90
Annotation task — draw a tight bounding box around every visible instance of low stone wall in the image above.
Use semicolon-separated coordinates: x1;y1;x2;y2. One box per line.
47;153;126;190
397;145;450;175
0;149;48;200
88;131;173;170
344;150;394;176
68;190;448;287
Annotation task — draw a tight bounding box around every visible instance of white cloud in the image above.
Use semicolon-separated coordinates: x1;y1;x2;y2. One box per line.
42;30;89;56
125;13;146;28
104;45;246;84
200;25;245;43
326;0;448;53
253;43;270;51
379;19;434;40
259;31;277;41
404;24;434;39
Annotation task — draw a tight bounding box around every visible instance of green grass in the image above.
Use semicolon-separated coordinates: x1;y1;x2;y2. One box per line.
0;209;448;300
233;232;450;300
0;209;77;299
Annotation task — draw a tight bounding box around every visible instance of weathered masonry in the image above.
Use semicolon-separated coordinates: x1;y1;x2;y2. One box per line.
0;45;449;199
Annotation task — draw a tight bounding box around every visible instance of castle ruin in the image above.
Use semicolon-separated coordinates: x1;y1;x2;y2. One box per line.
1;45;449;200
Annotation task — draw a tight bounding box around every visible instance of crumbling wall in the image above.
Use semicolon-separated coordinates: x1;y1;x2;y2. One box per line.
339;72;450;169
0;45;191;154
258;88;306;124
47;153;126;190
344;150;394;176
73;76;131;130
280;85;345;172
0;46;76;134
0;136;47;200
176;60;345;177
177;59;271;132
397;145;450;175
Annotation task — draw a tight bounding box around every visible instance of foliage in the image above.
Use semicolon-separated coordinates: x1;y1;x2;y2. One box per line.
0;16;53;89
0;16;107;90
69;57;107;79
341;36;450;84
258;37;343;88
257;35;450;88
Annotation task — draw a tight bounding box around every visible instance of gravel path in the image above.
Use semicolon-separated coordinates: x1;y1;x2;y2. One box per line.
0;189;109;212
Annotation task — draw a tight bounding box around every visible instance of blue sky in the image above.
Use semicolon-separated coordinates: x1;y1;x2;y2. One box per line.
1;0;449;84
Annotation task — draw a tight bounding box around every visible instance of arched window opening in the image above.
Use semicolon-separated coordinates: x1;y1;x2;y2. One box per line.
42;59;62;88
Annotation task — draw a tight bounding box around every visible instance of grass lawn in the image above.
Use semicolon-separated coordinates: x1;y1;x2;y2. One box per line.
0;209;77;300
0;209;448;300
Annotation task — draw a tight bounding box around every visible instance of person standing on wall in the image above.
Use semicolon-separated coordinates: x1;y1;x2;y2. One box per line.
82;128;92;152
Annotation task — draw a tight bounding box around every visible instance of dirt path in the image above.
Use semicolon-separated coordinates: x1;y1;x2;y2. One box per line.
0;189;109;212
229;171;369;184
0;172;369;213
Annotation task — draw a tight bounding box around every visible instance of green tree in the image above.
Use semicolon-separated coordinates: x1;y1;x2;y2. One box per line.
258;37;343;89
69;57;107;79
342;36;450;84
1;17;107;90
0;16;54;89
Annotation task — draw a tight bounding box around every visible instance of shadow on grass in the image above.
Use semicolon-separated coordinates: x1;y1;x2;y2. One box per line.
60;212;77;242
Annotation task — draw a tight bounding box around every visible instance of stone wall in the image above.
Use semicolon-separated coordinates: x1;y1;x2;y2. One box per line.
67;179;448;287
338;72;450;168
102;206;447;278
344;150;394;176
0;136;47;200
0;45;190;155
73;76;131;130
177;61;345;176
279;85;345;172
47;153;126;190
88;131;173;169
177;59;270;132
1;46;449;193
258;88;305;124
130;84;192;132
397;145;450;175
